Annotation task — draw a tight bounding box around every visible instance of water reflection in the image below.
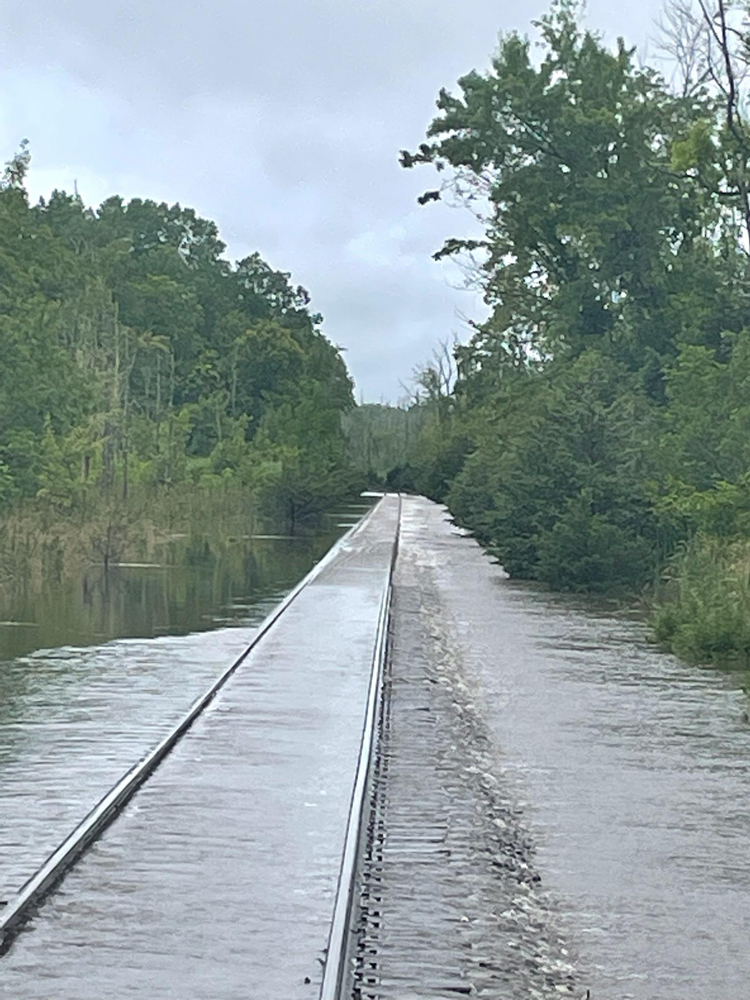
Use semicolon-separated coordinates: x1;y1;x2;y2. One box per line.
0;506;369;662
0;502;370;896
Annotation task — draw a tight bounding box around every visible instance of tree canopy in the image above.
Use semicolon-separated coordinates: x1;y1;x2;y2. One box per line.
0;150;354;517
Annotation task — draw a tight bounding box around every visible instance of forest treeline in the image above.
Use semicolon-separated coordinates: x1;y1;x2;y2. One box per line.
7;0;750;665
362;1;750;664
0;143;357;574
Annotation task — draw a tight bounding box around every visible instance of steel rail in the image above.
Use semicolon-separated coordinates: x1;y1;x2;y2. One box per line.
0;496;388;954
319;493;401;1000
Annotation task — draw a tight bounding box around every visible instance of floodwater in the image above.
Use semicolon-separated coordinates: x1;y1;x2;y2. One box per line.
411;498;750;1000
480;587;750;999
4;494;750;999
0;503;369;900
0;508;368;662
0;495;399;1000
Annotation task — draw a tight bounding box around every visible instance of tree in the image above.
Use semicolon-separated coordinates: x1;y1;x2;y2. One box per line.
1;140;30;189
0;142;356;525
402;1;714;387
660;0;750;250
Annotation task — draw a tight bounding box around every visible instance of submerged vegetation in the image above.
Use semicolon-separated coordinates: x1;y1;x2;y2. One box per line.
0;142;358;583
653;536;750;664
363;0;750;665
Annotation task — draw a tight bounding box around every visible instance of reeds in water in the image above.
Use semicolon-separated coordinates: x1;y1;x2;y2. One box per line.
653;534;750;665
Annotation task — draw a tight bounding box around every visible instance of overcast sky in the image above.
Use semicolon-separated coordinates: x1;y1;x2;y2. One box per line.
1;0;663;401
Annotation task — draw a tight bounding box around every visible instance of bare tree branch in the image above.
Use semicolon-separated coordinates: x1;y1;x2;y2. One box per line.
658;0;750;251
656;0;709;96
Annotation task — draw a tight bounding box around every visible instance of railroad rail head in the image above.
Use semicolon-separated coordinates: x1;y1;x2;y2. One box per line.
319;494;401;1000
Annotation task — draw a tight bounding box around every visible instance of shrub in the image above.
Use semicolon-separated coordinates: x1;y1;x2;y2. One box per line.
536;495;652;592
652;535;750;664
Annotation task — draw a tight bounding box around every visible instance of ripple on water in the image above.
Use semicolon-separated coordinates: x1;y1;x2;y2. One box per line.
447;557;750;999
0;625;260;896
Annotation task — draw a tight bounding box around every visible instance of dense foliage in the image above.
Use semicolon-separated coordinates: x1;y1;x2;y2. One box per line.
0;143;355;529
393;0;750;661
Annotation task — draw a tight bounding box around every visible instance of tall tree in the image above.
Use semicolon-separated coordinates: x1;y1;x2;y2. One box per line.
402;1;720;386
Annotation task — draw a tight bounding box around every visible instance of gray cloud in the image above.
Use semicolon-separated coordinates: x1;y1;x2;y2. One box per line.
1;0;660;400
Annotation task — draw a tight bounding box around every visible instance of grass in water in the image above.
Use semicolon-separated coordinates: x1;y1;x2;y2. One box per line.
653;535;750;666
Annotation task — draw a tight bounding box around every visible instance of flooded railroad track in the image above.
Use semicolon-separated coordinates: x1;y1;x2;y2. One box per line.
0;497;400;999
2;492;577;1000
0;495;582;999
5;494;747;999
325;498;581;1000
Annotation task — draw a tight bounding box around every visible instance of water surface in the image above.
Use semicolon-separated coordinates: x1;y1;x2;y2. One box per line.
0;502;370;898
0;505;368;661
0;497;398;1000
429;503;750;999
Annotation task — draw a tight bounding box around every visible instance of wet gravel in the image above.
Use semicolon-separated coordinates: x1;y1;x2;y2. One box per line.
354;501;583;998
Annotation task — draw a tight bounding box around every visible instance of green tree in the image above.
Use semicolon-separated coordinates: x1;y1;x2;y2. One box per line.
401;1;737;389
0;142;356;527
